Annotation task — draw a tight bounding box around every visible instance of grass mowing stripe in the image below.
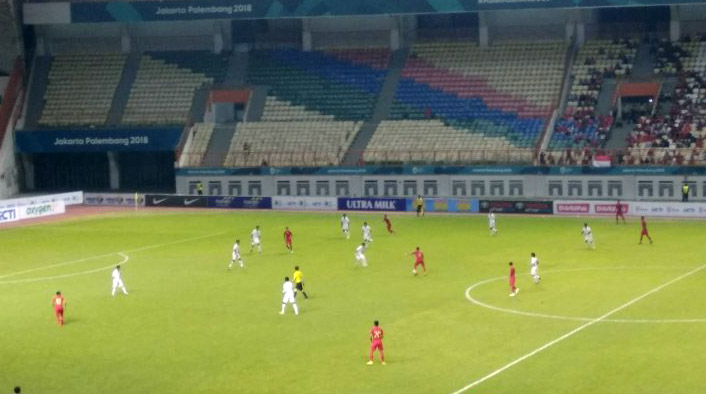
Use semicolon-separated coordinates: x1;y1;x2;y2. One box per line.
0;231;226;279
450;263;706;394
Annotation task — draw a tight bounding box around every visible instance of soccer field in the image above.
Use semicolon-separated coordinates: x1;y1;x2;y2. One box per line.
1;210;705;394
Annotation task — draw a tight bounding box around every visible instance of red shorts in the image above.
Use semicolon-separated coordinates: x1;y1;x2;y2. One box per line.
641;230;649;236
509;278;516;287
414;261;425;269
55;308;64;316
285;239;292;246
370;340;383;351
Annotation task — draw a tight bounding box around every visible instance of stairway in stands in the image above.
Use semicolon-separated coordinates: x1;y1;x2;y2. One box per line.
342;48;408;165
106;53;139;126
203;123;237;166
22;56;52;129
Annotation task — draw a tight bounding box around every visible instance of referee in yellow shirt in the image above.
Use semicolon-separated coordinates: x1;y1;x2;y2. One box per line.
415;195;425;217
293;266;308;299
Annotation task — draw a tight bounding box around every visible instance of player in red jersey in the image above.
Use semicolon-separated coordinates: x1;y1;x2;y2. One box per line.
283;227;293;253
367;320;385;365
382;214;395;234
52;291;66;326
616;199;626;224
509;262;518;297
639;216;653;244
409;246;427;276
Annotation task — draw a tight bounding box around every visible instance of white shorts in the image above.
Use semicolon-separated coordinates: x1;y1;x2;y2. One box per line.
342;226;349;231
251;240;260;246
530;266;539;276
232;253;240;260
282;293;296;304
584;236;594;243
356;253;366;261
112;279;125;288
363;236;373;242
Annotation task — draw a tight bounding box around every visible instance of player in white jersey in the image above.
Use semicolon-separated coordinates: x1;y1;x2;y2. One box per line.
355;243;368;267
530;252;541;284
362;222;373;245
341;214;351;239
582;223;595;249
228;239;244;270
250;225;262;254
111;265;128;296
279;277;299;315
488;212;498;236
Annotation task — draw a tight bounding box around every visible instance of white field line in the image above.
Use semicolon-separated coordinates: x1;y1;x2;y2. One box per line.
0;231;226;280
0;253;129;284
465;266;706;323
450;263;706;394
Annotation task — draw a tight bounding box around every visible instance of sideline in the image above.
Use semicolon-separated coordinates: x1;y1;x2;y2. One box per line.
0;253;129;284
0;231;226;280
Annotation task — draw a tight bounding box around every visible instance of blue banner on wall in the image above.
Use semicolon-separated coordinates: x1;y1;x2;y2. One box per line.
338;197;407;212
16;128;183;152
65;0;706;23
178;165;706;177
207;196;272;209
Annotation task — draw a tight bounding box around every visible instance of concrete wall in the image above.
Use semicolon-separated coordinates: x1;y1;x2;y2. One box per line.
175;174;706;202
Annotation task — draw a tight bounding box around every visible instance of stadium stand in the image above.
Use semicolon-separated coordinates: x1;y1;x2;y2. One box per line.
362;41;565;164
548;40;637;150
247;48;390;120
363;119;532;164
39;54;126;127
261;96;335;121
625;38;706;165
181;123;215;167
223;121;361;167
121;53;223;125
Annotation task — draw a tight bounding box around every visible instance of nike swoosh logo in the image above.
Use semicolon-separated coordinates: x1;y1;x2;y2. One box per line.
184;198;199;205
152;198;167;204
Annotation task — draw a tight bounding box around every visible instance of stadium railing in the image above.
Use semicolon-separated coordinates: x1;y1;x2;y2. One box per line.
177;147;706;167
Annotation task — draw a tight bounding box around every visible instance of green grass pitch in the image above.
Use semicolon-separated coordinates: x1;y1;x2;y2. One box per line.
1;210;705;394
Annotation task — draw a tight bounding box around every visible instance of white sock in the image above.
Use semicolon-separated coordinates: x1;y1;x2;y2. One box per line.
228;260;234;269
122;286;128;295
239;259;244;268
293;304;299;315
280;304;285;313
111;287;116;296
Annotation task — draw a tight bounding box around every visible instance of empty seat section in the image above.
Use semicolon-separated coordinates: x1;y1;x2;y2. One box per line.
247;48;390;120
223;121;361;167
39;53;126;127
363;120;532;164
122;54;214;126
182;123;215;167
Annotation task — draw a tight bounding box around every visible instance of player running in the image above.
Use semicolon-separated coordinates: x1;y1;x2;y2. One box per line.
488;211;498;236
639;216;653;245
530;252;541;284
409;246;427;276
228;239;244;270
250;225;262;254
509;262;518;297
52;291;66;326
415;195;424;217
111;265;128;296
293;266;308;299
355;243;368;267
383;214;395;234
616;200;626;224
362;222;373;245
341;213;351;239
367;320;386;365
284;227;293;253
279;277;299;315
582;223;595;249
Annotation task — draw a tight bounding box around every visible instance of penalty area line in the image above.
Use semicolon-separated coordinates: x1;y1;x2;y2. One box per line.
0;253;130;284
449;263;706;394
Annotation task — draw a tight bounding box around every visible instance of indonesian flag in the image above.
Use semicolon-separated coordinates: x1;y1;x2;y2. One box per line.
592;155;612;167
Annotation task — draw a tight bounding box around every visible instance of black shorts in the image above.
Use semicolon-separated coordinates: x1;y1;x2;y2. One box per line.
295;282;304;291
416;205;422;213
